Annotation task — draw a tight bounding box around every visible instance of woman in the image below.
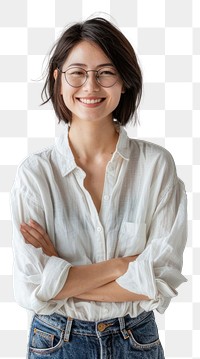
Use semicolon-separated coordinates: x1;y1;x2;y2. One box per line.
11;17;187;358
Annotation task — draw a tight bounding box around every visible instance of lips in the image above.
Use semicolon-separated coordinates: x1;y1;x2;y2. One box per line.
77;98;105;104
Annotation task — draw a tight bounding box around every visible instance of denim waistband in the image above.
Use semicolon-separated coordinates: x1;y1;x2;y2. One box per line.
35;310;153;342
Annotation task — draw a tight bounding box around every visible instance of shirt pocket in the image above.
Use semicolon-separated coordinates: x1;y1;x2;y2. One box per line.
118;222;147;256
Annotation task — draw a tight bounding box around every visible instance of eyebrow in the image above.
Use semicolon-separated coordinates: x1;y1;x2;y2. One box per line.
67;63;114;68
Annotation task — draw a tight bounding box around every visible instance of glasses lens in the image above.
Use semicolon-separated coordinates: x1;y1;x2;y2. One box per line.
65;68;86;87
97;67;118;87
64;67;119;87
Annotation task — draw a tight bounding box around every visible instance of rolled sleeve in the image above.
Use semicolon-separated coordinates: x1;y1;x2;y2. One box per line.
11;172;72;314
116;179;187;313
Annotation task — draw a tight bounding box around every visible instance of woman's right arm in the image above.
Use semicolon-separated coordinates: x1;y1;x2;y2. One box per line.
20;220;137;299
54;256;137;300
11;164;137;312
10;163;74;314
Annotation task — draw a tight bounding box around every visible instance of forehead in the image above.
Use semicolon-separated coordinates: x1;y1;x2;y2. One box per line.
63;40;112;68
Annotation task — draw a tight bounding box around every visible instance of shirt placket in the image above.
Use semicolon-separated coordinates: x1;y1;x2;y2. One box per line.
72;167;104;263
74;162;116;262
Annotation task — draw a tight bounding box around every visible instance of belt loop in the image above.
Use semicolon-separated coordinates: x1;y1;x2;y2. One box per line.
118;317;129;340
64;317;73;342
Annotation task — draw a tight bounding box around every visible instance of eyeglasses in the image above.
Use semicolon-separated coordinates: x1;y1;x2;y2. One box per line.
59;66;119;88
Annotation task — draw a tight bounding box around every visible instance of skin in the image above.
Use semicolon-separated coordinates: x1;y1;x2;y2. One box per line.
20;41;149;303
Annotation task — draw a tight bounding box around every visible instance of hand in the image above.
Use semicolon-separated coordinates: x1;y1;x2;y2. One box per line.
20;220;58;257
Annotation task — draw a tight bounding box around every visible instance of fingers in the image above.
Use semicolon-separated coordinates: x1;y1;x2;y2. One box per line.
20;220;58;257
30;220;57;251
29;219;44;234
20;225;42;249
28;219;50;246
20;222;45;248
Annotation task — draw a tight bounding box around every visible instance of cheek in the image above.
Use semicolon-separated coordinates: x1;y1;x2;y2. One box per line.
62;91;78;114
60;78;65;95
62;93;71;109
60;77;73;97
113;88;124;105
61;84;75;106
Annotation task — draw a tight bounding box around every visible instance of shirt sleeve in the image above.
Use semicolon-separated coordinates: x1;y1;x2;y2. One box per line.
10;164;72;315
116;173;187;314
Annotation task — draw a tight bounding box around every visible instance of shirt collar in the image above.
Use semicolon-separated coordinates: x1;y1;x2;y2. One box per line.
55;124;130;177
115;126;130;161
55;125;76;177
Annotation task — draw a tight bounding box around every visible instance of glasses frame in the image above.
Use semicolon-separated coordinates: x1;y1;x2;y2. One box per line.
58;67;119;88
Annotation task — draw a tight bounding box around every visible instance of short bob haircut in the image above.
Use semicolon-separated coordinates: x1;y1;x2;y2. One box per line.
41;17;142;126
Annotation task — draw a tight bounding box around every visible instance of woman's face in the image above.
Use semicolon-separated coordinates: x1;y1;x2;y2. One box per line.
59;40;124;125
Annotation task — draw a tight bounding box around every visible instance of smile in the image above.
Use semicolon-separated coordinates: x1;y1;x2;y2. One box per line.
78;98;105;104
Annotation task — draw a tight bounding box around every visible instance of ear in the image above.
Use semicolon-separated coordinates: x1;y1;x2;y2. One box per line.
54;69;63;95
121;86;126;94
54;69;58;80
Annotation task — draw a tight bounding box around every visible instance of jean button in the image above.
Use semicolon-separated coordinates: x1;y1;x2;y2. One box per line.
97;323;106;332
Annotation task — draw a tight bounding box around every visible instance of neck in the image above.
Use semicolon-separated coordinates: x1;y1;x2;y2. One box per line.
68;120;119;161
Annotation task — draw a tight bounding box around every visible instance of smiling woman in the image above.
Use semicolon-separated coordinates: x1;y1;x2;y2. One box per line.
10;17;187;359
41;17;142;126
55;41;124;125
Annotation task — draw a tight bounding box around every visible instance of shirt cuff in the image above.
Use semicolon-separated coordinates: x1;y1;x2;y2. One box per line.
116;259;158;299
35;256;72;302
116;259;187;302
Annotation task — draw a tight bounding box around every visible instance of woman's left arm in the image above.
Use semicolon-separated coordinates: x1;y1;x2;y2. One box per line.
116;178;187;313
75;281;149;302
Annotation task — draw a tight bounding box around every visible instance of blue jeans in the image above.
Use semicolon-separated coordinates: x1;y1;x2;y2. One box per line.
28;310;165;358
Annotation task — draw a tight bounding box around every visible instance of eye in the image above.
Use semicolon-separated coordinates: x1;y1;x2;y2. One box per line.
98;68;117;76
67;68;85;76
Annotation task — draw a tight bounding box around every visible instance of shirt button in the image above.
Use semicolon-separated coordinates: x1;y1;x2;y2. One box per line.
103;195;110;201
97;226;102;232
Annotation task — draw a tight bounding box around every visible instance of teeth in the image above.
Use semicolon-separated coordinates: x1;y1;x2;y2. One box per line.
79;98;103;104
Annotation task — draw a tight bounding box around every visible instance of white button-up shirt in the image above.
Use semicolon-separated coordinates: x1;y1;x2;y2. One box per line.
10;126;187;321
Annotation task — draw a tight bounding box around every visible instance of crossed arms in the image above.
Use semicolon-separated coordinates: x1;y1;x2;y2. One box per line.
20;219;149;303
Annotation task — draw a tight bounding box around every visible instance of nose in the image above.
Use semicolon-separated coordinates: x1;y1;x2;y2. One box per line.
83;71;100;92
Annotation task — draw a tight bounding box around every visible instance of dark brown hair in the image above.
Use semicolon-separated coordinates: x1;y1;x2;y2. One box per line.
41;17;142;126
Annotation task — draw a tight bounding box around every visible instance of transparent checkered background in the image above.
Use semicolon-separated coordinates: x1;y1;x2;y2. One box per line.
0;0;199;357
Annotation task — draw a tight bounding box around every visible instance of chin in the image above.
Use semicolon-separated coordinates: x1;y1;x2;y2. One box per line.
72;114;112;124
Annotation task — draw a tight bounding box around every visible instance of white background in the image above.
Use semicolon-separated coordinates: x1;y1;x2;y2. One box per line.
0;0;199;357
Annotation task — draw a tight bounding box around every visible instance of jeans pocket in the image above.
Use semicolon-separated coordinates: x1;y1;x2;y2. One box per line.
127;312;161;350
29;316;63;355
